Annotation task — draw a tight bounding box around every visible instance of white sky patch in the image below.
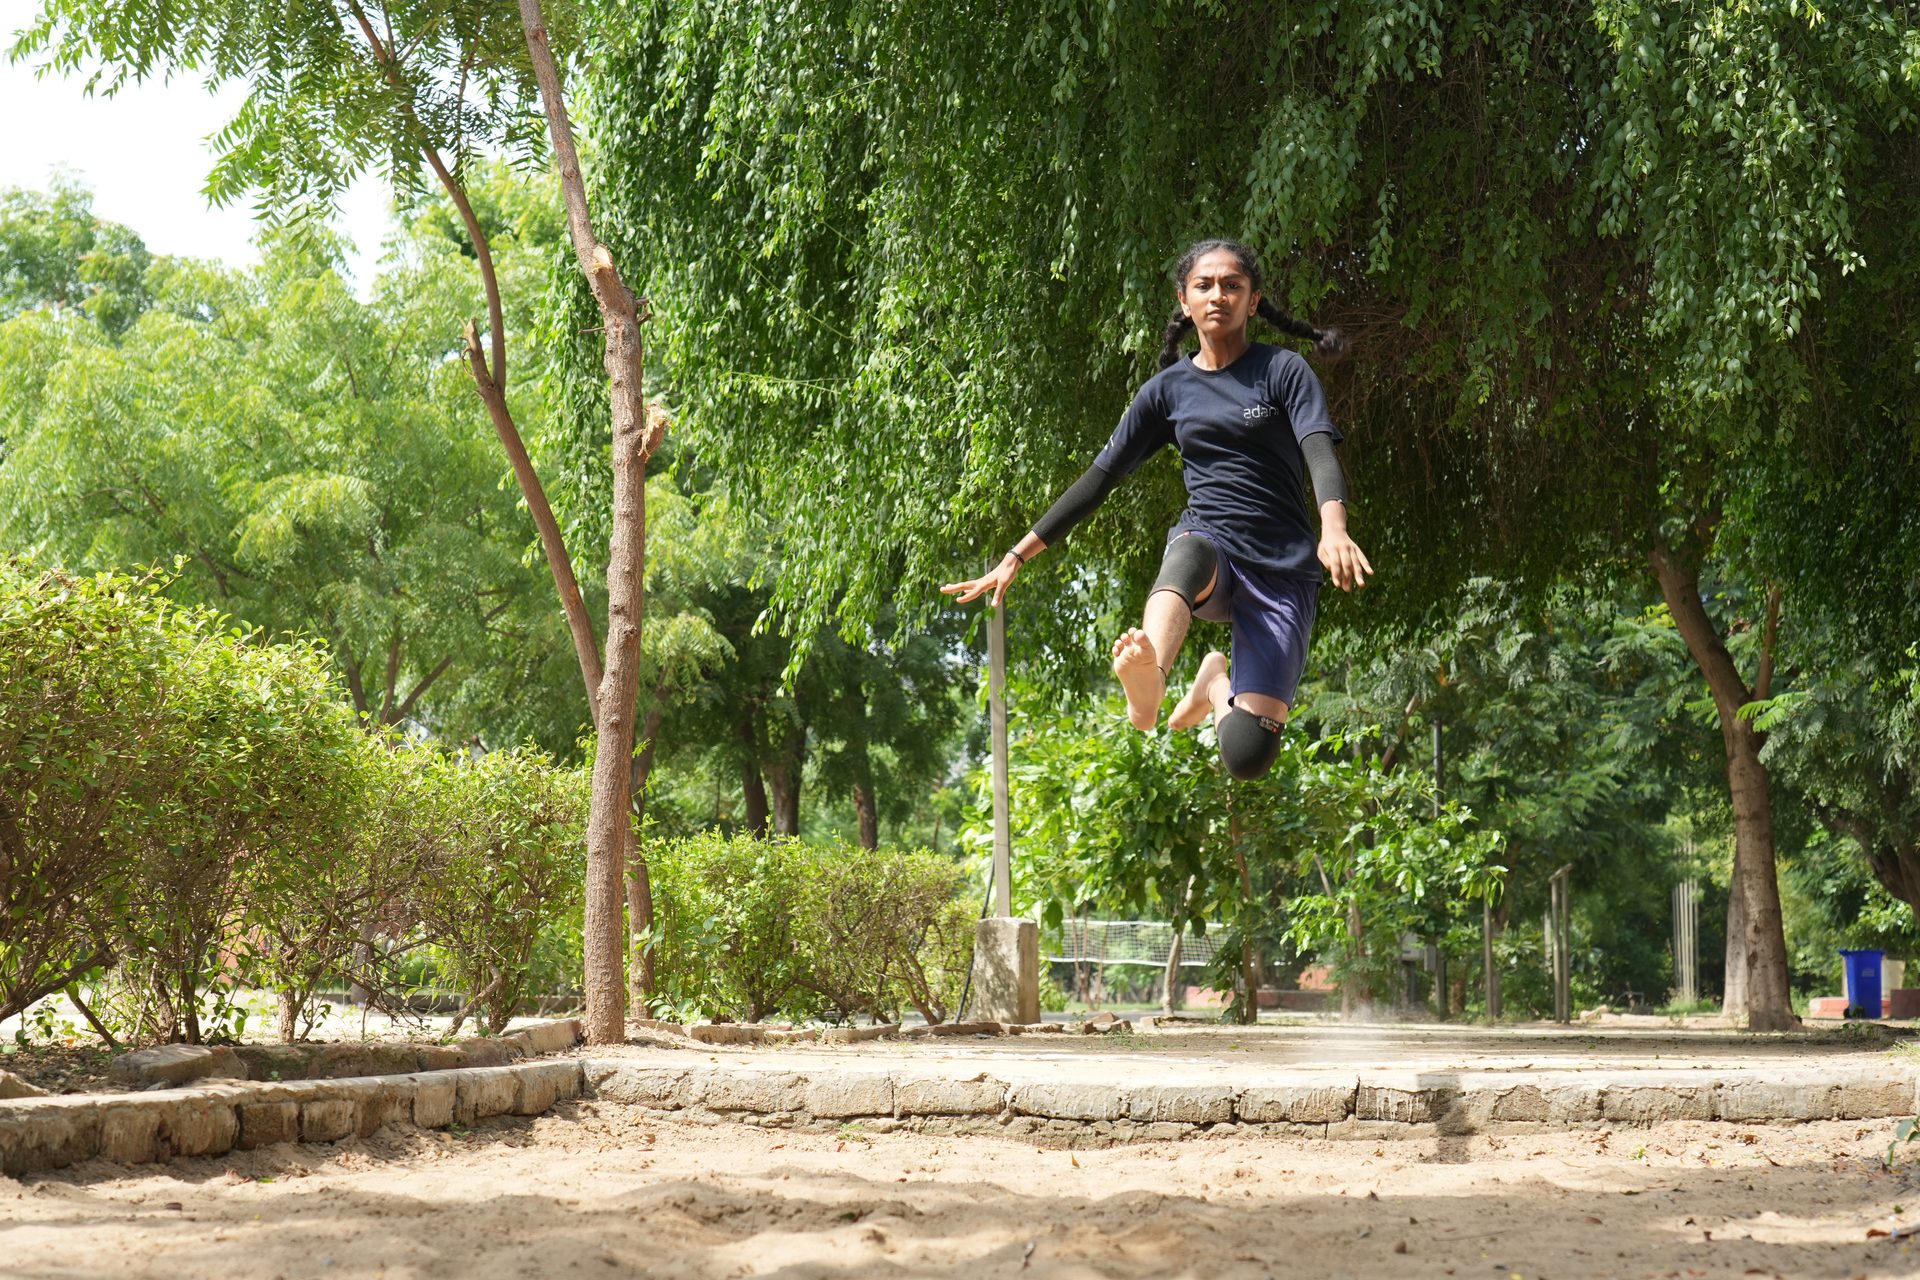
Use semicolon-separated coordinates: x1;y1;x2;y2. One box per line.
1;22;394;293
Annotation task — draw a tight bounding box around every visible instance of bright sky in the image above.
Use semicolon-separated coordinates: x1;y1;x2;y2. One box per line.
1;6;393;291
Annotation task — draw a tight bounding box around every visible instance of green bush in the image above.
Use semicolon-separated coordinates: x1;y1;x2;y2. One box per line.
404;746;587;1034
254;737;442;1041
1;560;366;1040
802;848;974;1024
3;559;589;1044
110;613;365;1043
0;561;174;1026
645;831;975;1024
647;831;822;1022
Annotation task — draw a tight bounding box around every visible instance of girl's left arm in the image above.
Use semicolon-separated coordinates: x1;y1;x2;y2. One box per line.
1301;431;1371;591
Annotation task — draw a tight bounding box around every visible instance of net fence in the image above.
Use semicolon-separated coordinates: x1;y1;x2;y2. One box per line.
1043;920;1221;969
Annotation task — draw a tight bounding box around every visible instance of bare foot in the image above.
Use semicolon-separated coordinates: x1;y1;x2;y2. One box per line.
1169;650;1228;730
1110;628;1164;731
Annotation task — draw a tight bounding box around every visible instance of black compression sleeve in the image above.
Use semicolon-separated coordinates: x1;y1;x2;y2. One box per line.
1300;431;1349;508
1031;463;1121;546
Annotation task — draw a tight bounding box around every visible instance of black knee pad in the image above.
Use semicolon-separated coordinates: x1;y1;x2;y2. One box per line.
1218;707;1283;781
1149;534;1217;611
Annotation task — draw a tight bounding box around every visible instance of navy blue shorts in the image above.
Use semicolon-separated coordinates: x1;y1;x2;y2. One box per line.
1175;531;1320;708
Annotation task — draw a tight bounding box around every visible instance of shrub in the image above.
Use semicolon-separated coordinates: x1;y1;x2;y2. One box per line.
102;610;365;1043
647;831;822;1023
646;832;975;1024
252;736;441;1041
0;561;171;1025
404;746;587;1034
3;559;588;1045
802;848;974;1024
3;563;365;1042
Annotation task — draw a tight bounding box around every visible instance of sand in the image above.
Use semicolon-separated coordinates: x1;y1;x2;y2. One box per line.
6;1103;1920;1279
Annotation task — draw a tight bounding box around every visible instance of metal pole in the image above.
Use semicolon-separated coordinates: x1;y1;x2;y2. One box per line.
1432;721;1443;814
1550;864;1572;1023
1544;906;1557;1018
988;602;1012;919
1484;897;1501;1020
1431;722;1447;1019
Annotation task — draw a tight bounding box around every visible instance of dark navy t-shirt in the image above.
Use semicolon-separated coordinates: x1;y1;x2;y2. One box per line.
1093;342;1341;580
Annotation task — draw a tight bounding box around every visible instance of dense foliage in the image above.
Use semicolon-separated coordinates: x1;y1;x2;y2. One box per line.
0;560;588;1040
0;185;593;753
974;689;1502;1018
645;831;974;1024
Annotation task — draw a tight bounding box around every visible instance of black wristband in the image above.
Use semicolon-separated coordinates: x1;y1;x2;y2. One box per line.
1005;548;1025;565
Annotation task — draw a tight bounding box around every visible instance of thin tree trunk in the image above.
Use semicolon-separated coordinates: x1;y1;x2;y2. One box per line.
849;682;879;849
1230;798;1261;1025
1650;544;1797;1031
1160;928;1184;1015
342;0;605;715
853;783;879;851
1341;899;1365;1021
519;0;664;1045
461;323;606;712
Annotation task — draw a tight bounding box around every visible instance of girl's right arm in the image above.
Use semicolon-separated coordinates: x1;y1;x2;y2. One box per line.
943;381;1167;608
939;463;1123;607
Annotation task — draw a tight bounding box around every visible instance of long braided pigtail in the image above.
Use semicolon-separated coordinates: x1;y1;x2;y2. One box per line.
1256;296;1346;362
1157;307;1197;369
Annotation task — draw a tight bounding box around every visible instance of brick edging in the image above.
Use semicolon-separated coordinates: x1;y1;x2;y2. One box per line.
0;1058;585;1177
582;1059;1920;1145
8;1051;1918;1175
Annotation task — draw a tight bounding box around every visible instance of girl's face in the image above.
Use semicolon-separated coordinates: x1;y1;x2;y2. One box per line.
1178;249;1259;342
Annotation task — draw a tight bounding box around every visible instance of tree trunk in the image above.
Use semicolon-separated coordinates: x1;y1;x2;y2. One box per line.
743;762;771;835
853;782;879;851
1161;876;1195;1015
1230;798;1262;1025
766;758;802;836
1722;852;1750;1014
343;1;605;717
1812;779;1920;914
740;719;770;836
1650;543;1797;1031
1340;899;1365;1021
519;0;665;1044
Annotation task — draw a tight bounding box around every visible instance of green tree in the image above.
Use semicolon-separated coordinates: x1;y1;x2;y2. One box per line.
0;173;151;335
20;0;669;1040
0;218;573;748
979;688;1500;1020
1308;578;1723;1009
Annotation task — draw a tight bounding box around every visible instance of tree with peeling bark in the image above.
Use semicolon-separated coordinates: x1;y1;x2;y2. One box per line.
16;0;658;1041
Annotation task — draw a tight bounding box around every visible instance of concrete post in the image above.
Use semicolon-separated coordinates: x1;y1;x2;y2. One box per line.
989;604;1012;918
967;601;1039;1024
970;917;1041;1025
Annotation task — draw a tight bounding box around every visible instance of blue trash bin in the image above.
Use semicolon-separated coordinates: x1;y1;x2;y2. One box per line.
1841;948;1885;1018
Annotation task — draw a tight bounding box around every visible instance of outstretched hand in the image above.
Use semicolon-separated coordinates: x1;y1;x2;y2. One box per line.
1319;529;1374;592
940;555;1021;609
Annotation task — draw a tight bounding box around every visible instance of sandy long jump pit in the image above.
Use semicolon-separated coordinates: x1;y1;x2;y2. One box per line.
7;1019;1920;1277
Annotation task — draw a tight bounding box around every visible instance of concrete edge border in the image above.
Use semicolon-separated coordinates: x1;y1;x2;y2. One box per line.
582;1059;1920;1147
7;1051;1918;1174
1;1055;585;1178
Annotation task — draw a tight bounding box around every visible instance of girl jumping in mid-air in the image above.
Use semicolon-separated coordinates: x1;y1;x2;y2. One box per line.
942;239;1370;780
